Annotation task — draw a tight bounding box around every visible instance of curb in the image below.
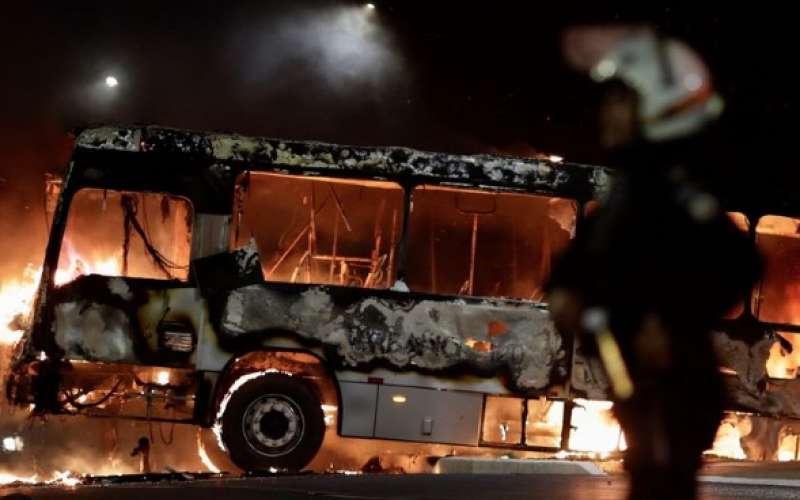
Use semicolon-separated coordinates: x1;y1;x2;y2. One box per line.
699;475;800;488
434;457;605;476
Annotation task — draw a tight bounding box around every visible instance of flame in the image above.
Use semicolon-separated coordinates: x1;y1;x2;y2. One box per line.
0;470;81;486
568;399;626;456
0;240;121;347
50;470;82;487
196;429;222;474
705;414;747;459
0;264;40;344
778;432;800;462
55;240;121;286
155;370;171;386
552;401;752;461
0;241;797;466
767;332;800;379
0;472;37;485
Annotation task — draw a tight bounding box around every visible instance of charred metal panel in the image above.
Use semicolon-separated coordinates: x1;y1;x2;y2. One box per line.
49;276;209;367
339;381;378;438
712;328;800;419
336;368;519;396
76;127;142;152
220;284;567;392
73;126;612;201
374;385;482;445
190;214;231;260
570;339;610;400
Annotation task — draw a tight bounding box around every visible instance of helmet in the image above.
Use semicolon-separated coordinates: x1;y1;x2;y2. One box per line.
562;25;724;142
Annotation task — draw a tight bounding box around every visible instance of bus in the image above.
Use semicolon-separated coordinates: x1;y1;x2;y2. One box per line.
7;125;800;470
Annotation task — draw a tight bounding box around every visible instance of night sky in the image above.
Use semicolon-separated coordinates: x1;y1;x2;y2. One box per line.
0;2;796;272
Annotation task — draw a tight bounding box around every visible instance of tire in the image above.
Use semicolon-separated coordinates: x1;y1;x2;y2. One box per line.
220;374;325;472
197;427;242;474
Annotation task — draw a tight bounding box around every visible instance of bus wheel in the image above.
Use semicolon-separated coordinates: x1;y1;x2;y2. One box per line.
220;374;325;472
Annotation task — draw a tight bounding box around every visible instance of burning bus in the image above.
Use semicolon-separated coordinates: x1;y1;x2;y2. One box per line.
6;125;800;471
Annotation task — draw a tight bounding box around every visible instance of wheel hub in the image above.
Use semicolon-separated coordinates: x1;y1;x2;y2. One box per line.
243;395;305;456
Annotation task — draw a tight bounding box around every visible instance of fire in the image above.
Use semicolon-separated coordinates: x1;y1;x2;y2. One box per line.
0;470;81;487
778;434;799;462
155;370;171;386
0;264;40;344
767;332;800;379
55;240;121;286
0;472;37;485
0;241;796;469
568;399;626;456
705;414;747;459
50;470;82;487
0;242;120;346
196;429;222;474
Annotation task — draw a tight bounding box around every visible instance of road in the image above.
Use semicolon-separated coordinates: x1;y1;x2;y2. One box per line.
3;472;800;500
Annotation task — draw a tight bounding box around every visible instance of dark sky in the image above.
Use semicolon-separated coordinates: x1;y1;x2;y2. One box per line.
0;2;796;271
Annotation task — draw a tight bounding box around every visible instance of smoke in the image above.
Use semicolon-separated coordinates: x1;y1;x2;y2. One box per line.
230;4;405;95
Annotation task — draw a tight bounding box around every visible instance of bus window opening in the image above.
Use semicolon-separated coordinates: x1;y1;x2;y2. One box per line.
753;215;800;325
233;172;404;289
405;185;576;300
724;212;750;319
57;189;193;284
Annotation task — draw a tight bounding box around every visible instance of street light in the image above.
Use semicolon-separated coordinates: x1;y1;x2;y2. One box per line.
365;3;376;10
105;75;119;88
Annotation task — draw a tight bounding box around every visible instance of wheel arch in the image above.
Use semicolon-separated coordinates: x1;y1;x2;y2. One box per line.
203;333;342;429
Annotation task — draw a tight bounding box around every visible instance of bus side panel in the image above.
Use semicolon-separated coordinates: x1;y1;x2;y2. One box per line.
218;283;568;394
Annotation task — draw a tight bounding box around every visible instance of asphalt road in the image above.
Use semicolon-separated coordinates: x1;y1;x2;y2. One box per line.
3;473;800;500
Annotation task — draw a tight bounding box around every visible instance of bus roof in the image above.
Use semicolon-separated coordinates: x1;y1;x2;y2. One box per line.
74;125;612;200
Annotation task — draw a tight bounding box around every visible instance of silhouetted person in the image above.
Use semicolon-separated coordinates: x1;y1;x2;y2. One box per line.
131;436;151;474
552;26;761;500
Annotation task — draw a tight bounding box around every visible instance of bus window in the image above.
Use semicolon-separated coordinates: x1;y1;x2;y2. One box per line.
767;331;800;379
583;200;600;217
405;185;576;300
482;396;523;445
753;215;800;324
724;212;750;319
728;212;750;233
526;399;564;448
233;172;404;288
57;189;193;283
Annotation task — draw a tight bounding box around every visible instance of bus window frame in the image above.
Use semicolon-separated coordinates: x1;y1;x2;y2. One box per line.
230;170;407;290
56;186;196;284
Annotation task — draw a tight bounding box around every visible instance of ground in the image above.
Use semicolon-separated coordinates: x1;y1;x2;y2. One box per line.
4;462;800;500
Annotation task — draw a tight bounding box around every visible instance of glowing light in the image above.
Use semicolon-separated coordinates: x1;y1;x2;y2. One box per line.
0;472;36;485
592;59;617;81
196;430;221;473
702;413;749;460
105;76;118;88
51;471;81;487
568;399;626;453
55;242;120;286
0;264;40;345
155;370;170;385
684;73;702;92
321;404;338;426
2;436;19;452
365;3;376;10
548;155;564;163
777;432;800;462
391;394;407;404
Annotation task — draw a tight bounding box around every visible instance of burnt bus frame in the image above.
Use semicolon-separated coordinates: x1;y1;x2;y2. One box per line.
11;126;669;455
